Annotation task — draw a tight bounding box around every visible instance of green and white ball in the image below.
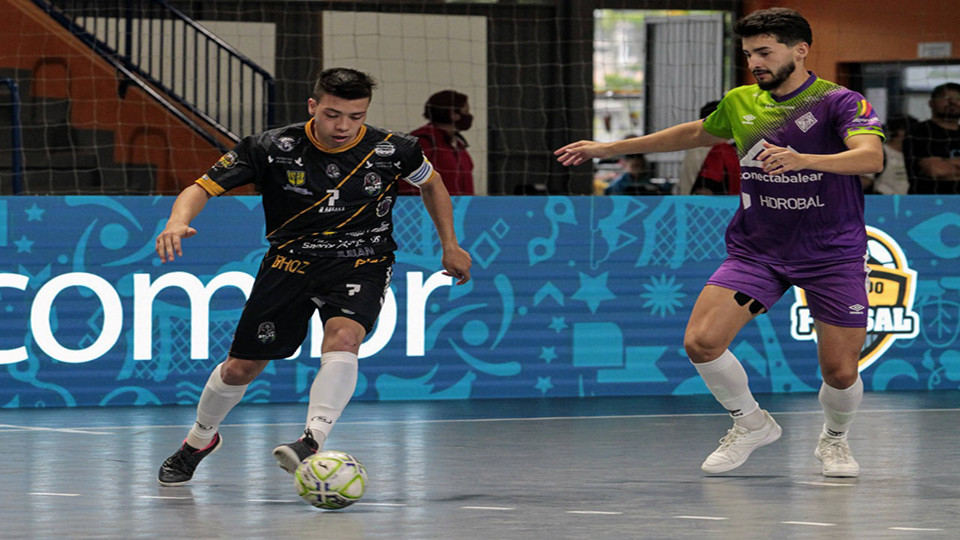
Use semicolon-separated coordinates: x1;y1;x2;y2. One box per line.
295;450;368;510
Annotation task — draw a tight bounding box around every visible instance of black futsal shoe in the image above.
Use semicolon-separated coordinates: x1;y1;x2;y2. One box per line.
157;432;223;486
272;429;320;474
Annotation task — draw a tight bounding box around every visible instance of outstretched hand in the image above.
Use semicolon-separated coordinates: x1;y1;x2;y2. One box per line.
554;140;611;167
155;223;198;263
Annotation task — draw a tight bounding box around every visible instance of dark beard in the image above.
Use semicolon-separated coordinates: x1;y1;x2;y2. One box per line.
756;61;796;91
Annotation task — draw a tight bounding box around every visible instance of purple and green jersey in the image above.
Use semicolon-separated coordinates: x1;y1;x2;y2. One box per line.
702;72;884;265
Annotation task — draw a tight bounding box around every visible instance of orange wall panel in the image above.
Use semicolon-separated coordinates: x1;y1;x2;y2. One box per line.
1;0;251;194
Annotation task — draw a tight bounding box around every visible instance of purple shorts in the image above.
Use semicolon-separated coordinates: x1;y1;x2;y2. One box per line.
706;255;869;328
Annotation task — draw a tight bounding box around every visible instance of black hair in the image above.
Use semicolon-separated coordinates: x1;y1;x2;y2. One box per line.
699;100;721;119
424;90;469;123
733;7;812;47
931;82;960;99
312;68;377;101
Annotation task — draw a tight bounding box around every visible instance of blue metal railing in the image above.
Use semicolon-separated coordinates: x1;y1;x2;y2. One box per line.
1;79;24;195
33;0;275;144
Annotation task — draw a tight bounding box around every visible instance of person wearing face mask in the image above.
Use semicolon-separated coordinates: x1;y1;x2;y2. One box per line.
398;90;475;196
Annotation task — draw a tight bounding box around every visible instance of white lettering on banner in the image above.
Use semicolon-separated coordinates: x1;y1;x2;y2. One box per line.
30;273;123;363
1;270;451;364
406;271;455;357
133;271;254;360
0;273;29;365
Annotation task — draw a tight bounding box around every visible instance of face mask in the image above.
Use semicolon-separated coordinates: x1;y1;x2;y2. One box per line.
455;113;473;132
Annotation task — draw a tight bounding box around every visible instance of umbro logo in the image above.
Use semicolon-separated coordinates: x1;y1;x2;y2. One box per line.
741;114;755;125
849;304;866;314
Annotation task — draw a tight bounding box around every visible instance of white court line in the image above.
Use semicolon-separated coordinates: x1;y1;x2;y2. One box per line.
674;515;729;521
141;495;193;500
0;424;113;435
46;405;960;432
796;481;856;487
889;527;944;532
246;499;297;503
782;521;835;527
566;511;622;515
356;502;409;507
30;492;81;497
461;506;515;511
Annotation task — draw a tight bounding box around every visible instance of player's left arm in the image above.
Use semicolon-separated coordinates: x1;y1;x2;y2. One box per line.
417;172;472;285
756;134;884;176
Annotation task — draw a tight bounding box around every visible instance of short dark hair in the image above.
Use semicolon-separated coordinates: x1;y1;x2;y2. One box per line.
312;68;377;101
884;114;916;134
734;8;812;47
699;100;721;119
930;82;960;99
424;90;469;123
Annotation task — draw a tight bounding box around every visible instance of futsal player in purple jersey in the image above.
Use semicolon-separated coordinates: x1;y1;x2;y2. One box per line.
556;8;884;477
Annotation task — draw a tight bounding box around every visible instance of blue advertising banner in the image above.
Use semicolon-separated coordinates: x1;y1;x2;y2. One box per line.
1;195;958;408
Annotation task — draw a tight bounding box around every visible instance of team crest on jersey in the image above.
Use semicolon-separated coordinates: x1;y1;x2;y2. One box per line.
376;196;394;217
374;141;396;157
326;163;342;179
790;226;919;371
215;151;238;169
795;112;817;132
272;136;297;152
287;170;305;186
364;173;383;195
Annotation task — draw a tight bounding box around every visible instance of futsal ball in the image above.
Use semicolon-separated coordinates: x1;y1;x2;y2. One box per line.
294;450;368;510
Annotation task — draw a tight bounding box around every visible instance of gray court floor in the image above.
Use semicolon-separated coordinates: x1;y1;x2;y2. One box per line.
1;390;958;539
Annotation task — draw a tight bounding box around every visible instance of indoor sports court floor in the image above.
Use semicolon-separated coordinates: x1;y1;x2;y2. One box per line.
1;390;958;539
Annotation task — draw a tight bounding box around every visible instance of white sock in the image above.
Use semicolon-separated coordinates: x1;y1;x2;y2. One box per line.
185;363;247;449
693;349;765;430
819;376;863;438
305;351;359;448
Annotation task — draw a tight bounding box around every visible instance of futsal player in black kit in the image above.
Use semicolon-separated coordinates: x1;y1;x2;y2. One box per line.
155;67;472;486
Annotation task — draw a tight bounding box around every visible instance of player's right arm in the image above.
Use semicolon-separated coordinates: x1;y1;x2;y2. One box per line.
156;183;213;263
555;120;725;167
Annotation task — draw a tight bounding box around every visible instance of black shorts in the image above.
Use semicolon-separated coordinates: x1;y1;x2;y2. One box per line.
229;248;394;360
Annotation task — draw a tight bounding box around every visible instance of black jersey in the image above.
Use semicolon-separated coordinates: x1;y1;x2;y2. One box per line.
196;120;434;258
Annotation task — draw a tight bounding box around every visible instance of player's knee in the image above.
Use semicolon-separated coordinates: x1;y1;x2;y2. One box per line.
683;331;725;363
220;357;265;385
322;324;364;351
819;363;859;388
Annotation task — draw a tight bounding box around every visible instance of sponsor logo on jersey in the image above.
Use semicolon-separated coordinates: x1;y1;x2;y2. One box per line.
287;170;305;186
257;321;276;344
272;136;297;152
795;112;817;132
354;255;390;268
364;173;383;195
326;163;342;179
215;151;238;169
374;141;396;157
376;196;393;217
790;226;919;371
271;254;310;274
856;99;873;118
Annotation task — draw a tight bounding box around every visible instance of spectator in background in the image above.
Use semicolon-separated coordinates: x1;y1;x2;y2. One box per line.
604;152;660;195
691;140;741;195
677;100;721;194
870;115;915;195
398;90;475;196
903;82;960;194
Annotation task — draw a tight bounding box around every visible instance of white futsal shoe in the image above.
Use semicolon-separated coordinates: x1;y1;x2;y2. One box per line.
815;431;860;478
701;410;782;474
